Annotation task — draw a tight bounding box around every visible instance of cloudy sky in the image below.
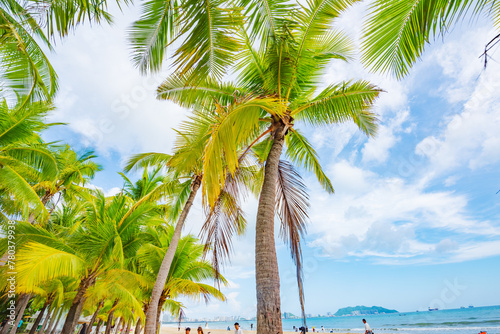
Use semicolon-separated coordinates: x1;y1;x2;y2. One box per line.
43;2;500;319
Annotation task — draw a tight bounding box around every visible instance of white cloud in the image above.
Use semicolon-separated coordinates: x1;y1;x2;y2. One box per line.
306;160;500;263
415;60;500;176
362;109;410;164
48;5;187;158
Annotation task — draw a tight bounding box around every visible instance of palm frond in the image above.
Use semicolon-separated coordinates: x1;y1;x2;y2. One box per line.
202;97;275;207
128;0;178;73
157;73;244;111
123;152;172;172
238;0;296;41
16;242;84;290
285;129;333;193
361;0;486;78
292;80;380;137
275;160;308;325
172;0;242;83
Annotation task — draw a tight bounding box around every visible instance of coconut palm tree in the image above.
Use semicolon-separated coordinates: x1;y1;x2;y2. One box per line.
154;0;380;332
136;224;227;333
124;111;256;334
13;189;162;334
362;0;500;78
34;145;102;209
0;98;57;222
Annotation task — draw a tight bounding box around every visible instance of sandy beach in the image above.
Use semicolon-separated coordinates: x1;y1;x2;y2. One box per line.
161;328;324;334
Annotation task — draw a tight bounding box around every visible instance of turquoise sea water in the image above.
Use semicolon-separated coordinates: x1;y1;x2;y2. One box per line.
163;305;500;334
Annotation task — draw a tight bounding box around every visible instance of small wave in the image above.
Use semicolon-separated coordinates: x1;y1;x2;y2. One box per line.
390;326;500;332
400;320;500;327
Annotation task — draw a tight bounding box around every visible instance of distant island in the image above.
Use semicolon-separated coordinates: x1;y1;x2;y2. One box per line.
334;306;398;316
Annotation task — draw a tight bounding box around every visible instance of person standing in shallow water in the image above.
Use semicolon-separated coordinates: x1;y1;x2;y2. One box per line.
362;319;372;334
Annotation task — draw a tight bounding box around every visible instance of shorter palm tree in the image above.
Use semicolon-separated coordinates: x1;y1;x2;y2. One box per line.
0;98;57;222
136;225;227;333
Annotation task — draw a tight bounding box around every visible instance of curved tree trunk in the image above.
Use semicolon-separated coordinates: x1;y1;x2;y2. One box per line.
155;296;166;334
123;319;132;334
104;300;118;334
104;317;114;334
113;318;123;334
44;308;60;334
86;301;104;334
104;313;113;334
133;319;141;334
39;307;55;334
143;175;202;334
28;302;49;334
93;319;103;334
49;309;64;334
3;294;31;334
255;122;286;334
60;276;95;334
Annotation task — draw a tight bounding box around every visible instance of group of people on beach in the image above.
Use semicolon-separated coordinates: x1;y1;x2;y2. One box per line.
295;319;372;334
184;323;243;334
182;319;372;334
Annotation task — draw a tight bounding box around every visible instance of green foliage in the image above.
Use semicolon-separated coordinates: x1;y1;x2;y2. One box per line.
362;0;500;78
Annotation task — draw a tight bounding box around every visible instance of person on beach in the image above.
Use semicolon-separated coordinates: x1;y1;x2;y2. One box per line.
234;323;243;334
197;326;203;334
362;319;372;334
185;327;191;334
250;324;253;330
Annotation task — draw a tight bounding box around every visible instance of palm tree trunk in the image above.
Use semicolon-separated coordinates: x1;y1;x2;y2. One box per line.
60;276;96;334
49;309;64;334
255;122;286;334
123;319;132;334
8;294;31;334
104;300;118;334
133;319;141;334
38;307;55;334
155;296;166;334
28;302;49;334
86;301;104;334
104;317;114;334
113;318;123;334
143;175;202;334
93;319;103;334
44;308;60;334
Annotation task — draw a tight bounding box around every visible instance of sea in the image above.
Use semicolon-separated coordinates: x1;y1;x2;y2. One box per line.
163;305;500;334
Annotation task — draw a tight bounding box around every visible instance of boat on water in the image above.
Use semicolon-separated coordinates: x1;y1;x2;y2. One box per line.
469;305;474;308
428;307;439;311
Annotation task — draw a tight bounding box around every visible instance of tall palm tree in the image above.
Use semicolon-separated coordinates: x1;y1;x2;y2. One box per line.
362;0;500;78
124;111;255;334
155;0;380;332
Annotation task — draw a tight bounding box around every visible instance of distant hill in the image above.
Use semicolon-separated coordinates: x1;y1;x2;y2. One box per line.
334;306;398;316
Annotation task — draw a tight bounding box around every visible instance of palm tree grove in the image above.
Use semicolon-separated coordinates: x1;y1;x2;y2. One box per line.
1;0;499;334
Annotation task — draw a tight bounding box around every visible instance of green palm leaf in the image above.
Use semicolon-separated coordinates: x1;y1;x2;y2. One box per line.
285;129;333;193
361;0;490;78
292;80;380;136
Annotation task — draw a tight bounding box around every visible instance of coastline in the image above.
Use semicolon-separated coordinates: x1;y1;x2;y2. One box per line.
161;328;337;334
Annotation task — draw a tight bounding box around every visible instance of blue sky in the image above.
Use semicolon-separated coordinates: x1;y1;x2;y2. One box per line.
42;1;500;319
